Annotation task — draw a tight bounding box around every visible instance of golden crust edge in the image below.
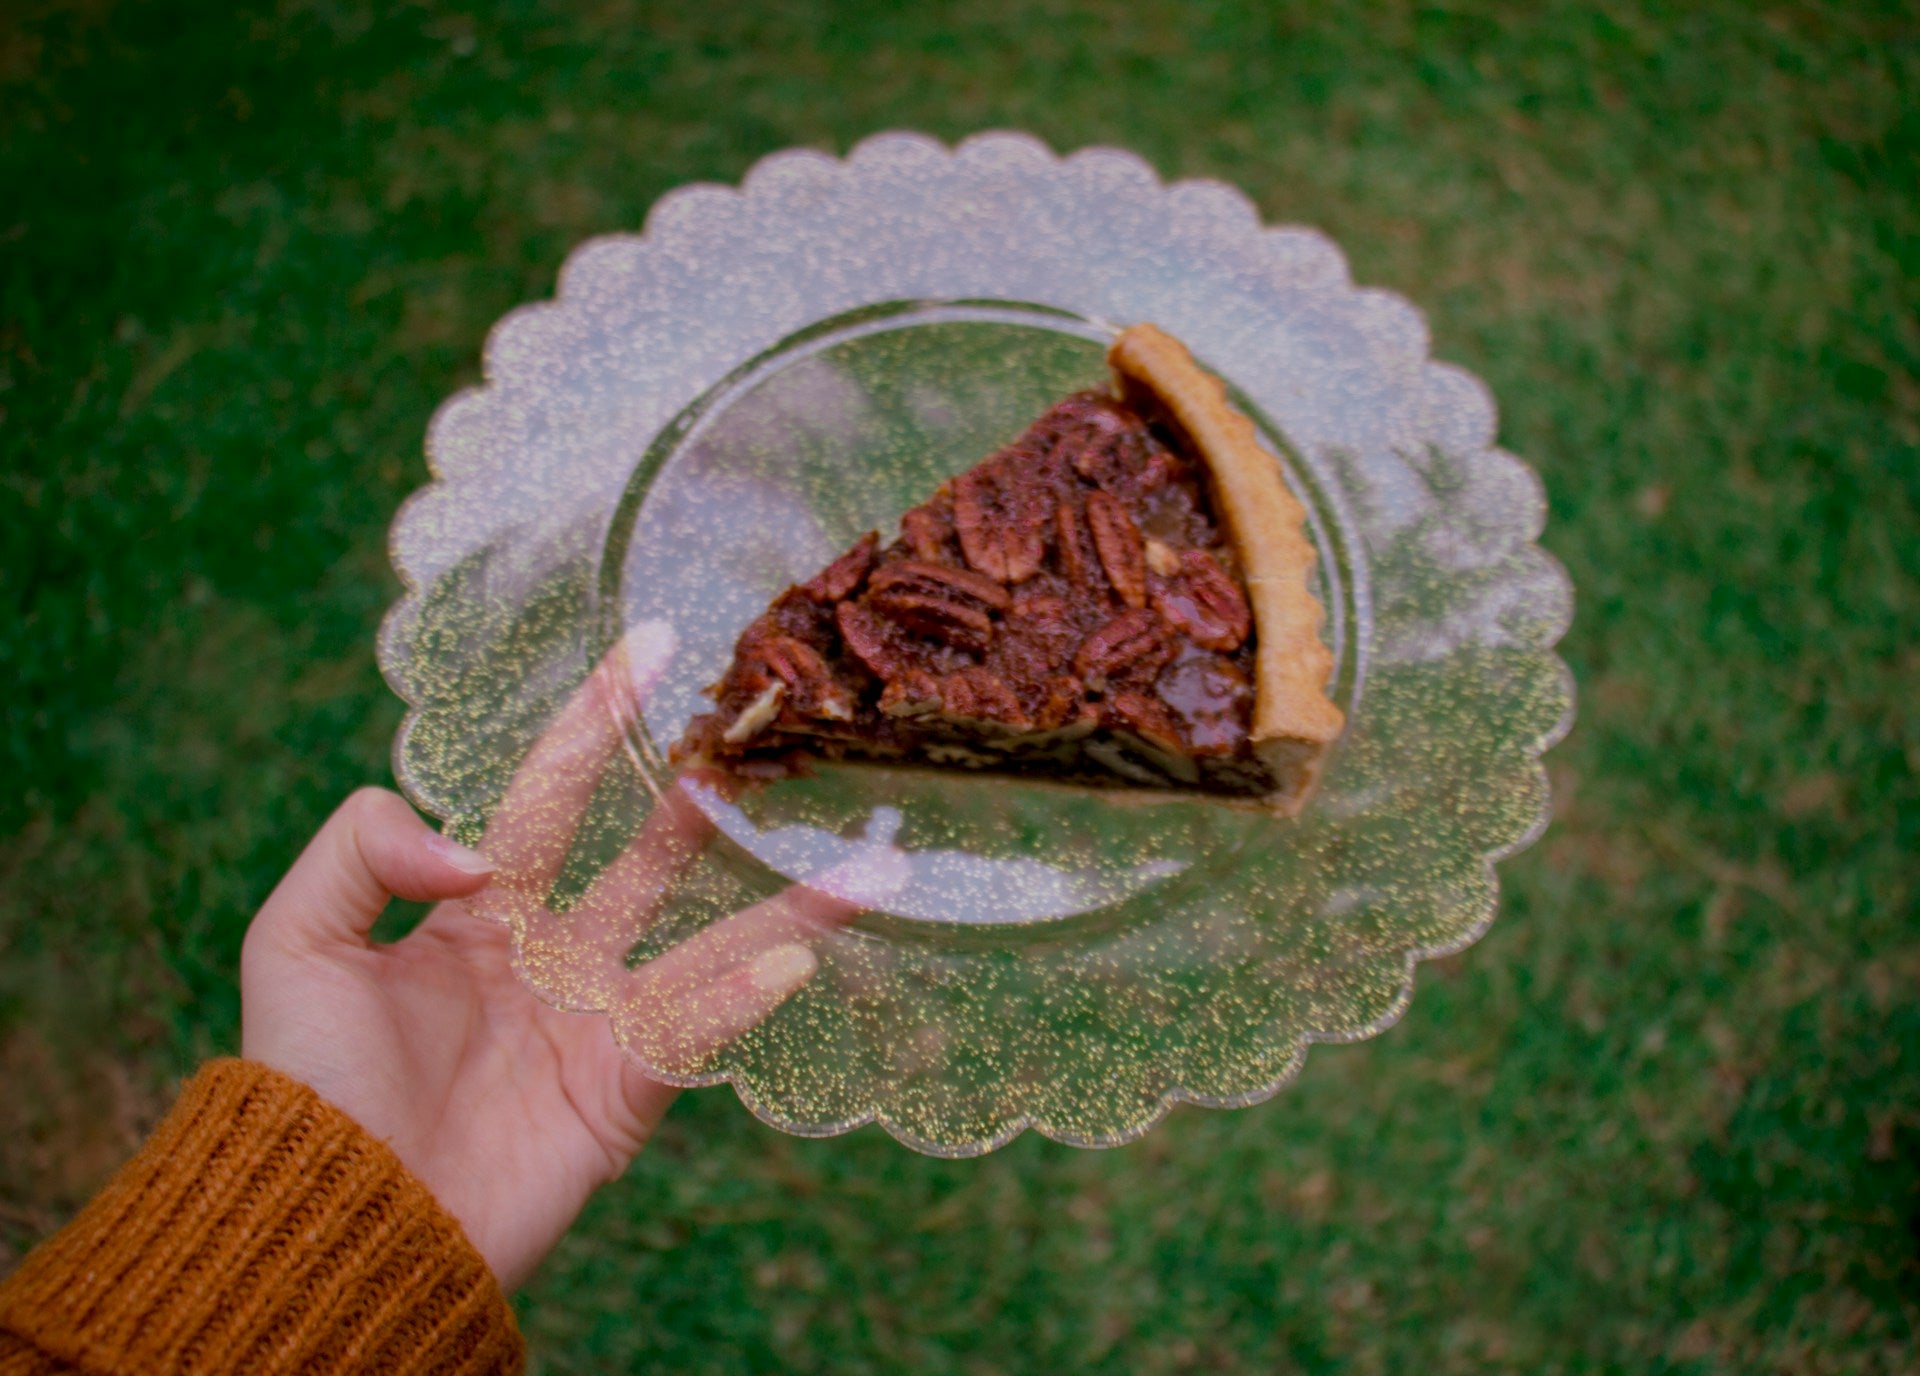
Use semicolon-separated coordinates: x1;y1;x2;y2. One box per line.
1106;323;1345;807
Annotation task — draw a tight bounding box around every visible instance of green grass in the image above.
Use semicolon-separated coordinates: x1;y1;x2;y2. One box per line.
3;0;1917;1370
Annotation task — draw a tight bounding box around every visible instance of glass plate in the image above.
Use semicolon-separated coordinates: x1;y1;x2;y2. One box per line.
380;131;1574;1156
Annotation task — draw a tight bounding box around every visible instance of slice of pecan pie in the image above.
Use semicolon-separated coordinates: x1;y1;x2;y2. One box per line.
673;324;1345;811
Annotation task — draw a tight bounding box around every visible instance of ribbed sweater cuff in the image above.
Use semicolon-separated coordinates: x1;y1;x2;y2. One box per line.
0;1059;522;1375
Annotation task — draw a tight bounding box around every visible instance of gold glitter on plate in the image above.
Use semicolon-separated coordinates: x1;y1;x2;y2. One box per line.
379;131;1575;1156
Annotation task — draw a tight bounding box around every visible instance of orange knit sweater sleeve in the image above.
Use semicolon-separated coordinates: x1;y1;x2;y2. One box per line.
0;1059;524;1375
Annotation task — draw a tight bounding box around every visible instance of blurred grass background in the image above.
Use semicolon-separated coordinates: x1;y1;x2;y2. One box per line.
2;1;1916;1370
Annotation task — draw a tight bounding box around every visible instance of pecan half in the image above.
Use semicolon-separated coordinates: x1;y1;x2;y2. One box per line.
1060;399;1185;497
1150;549;1251;652
869;593;992;653
1032;674;1088;731
1054;499;1102;587
939;667;1031;729
835;601;905;679
1072;609;1176;691
801;531;878;602
1085;490;1147;609
1010;589;1069;620
865;561;1009;653
900;505;955;563
1004;591;1080;676
879;668;942;718
1055;401;1141;484
753;633;829;685
1106;690;1186;752
751;634;852;719
868;560;1011;612
953;463;1047;583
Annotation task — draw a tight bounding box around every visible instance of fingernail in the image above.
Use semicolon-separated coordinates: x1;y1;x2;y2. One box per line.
425;831;495;875
746;942;818;998
621;620;677;700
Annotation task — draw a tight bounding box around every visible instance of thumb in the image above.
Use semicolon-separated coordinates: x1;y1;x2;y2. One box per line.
250;787;495;950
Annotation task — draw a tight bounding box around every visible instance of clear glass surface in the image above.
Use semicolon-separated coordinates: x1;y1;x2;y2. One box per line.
380;131;1574;1155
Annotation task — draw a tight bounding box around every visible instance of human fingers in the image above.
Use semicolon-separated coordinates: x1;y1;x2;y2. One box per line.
616;942;822;1075
477;775;717;1005
624;847;907;1034
482;620;675;889
248;787;494;951
545;775;720;967
583;768;732;916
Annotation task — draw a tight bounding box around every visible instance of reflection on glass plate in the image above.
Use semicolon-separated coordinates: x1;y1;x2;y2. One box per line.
380;131;1574;1156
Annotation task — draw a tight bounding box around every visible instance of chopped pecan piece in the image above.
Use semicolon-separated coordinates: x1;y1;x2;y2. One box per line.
1085;490;1147;609
1133;447;1183;494
1150;549;1252;652
801;531;878;601
1072;609;1177;691
953;463;1047;583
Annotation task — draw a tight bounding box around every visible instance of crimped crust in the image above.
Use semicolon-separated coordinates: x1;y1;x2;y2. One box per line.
1107;324;1344;806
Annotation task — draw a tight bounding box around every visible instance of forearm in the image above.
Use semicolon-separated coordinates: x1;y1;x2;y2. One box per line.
0;1060;522;1376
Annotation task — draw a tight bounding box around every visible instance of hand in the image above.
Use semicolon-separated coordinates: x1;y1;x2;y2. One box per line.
240;623;898;1290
